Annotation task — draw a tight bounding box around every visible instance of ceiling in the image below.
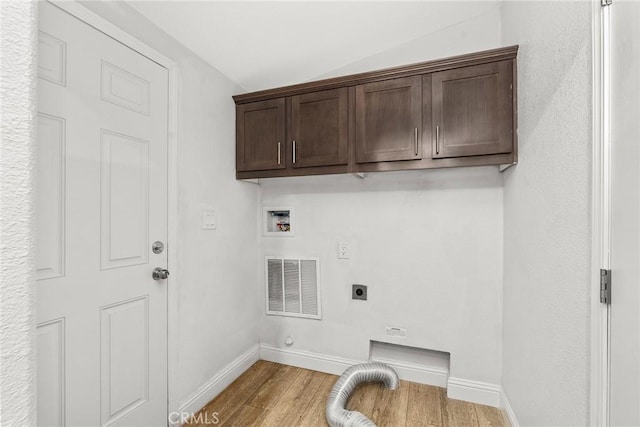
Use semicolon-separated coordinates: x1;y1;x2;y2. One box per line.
127;1;500;92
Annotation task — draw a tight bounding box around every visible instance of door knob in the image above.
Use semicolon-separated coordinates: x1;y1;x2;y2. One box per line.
152;267;170;281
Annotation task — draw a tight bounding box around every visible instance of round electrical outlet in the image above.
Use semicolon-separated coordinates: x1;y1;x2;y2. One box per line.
352;284;367;300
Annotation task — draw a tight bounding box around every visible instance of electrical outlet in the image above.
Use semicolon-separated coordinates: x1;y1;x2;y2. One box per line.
202;209;216;230
338;241;349;259
352;284;367;300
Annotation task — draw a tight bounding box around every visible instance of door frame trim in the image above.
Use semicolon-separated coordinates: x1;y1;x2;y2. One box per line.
590;0;610;425
48;0;181;420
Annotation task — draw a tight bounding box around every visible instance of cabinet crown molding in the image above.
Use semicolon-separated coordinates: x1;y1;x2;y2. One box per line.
233;45;519;105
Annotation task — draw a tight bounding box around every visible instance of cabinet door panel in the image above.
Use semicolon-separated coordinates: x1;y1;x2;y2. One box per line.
356;76;422;163
291;88;348;168
432;60;513;158
237;99;285;171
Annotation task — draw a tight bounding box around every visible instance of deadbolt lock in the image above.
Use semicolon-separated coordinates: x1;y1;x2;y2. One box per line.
152;241;165;254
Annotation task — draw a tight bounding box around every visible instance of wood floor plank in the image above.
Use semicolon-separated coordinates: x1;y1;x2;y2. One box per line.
246;364;301;410
297;372;336;427
369;380;410;427
185;361;279;426
186;361;504;427
437;388;451;427
474;403;505;427
406;382;445;427
444;398;480;427
258;368;325;427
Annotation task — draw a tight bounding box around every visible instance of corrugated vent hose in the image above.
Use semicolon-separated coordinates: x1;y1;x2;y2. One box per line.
326;362;400;427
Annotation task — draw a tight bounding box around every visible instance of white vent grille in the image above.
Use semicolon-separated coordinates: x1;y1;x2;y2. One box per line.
266;257;320;319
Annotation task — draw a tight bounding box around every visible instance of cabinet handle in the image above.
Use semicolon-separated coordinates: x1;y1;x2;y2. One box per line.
293;140;296;164
436;125;440;155
414;128;419;156
277;142;281;165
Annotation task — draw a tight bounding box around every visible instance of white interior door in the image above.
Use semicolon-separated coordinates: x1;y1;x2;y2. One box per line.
36;2;169;426
609;1;640;425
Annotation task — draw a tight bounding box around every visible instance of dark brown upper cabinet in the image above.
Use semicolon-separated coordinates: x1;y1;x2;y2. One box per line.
291;88;348;168
355;76;422;164
233;45;518;179
431;60;513;159
236;98;285;172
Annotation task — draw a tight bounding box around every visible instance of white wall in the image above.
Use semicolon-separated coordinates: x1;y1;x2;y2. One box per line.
259;167;504;386
501;2;593;425
0;1;38;424
127;1;501;92
314;7;501;80
77;1;260;412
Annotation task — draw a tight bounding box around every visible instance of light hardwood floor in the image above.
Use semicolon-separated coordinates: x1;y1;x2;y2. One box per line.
185;361;505;427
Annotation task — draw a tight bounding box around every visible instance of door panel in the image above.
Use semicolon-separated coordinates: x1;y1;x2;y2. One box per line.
236;98;286;171
38;30;67;86
37;318;66;427
609;2;640;425
100;130;150;270
432;61;513;158
100;297;149;425
37;113;66;280
37;2;168;425
356;76;422;163
291;88;348;168
101;60;151;116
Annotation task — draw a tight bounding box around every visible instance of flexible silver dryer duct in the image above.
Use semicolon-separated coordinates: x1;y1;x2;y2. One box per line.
326;362;400;427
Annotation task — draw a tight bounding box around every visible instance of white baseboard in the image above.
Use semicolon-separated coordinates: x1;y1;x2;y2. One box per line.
370;356;448;388
175;344;260;425
259;345;504;406
447;377;502;408
500;388;519;427
259;344;362;375
260;344;447;388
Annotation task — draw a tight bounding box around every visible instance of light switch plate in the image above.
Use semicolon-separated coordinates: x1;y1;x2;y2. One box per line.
202;210;216;230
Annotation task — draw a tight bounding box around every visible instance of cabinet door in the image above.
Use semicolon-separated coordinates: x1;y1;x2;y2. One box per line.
355;76;422;163
291;88;348;168
432;60;513;158
236;98;286;171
